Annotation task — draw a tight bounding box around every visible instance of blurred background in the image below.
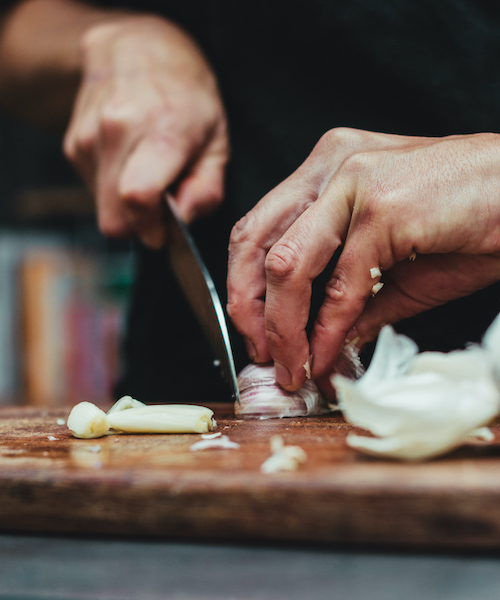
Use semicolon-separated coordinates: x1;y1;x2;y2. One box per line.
0;112;134;406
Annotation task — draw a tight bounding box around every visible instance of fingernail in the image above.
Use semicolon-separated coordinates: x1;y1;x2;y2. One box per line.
243;337;257;361
274;362;292;388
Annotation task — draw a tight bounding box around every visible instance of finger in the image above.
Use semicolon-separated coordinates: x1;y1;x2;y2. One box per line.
263;182;353;391
175;148;227;224
227;175;319;363
115;134;195;248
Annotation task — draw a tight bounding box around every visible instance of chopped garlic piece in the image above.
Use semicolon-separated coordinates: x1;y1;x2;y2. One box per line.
47;435;58;441
303;356;312;379
370;267;382;279
261;435;307;473
371;282;384;296
67;402;110;439
107;395;146;414
467;427;495;441
190;435;240;451
333;320;500;460
56;418;65;426
201;432;222;439
86;444;102;453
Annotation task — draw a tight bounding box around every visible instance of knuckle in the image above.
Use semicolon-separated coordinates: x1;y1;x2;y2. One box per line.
265;325;288;353
315;127;358;153
229;214;253;247
265;239;302;282
99;99;141;140
64;120;98;159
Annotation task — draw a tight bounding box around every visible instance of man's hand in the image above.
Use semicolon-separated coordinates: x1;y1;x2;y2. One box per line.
64;15;229;248
227;128;500;392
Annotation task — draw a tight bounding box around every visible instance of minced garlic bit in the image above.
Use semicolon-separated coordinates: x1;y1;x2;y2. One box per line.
260;435;307;473
371;282;384;296
370;266;382;279
67;397;216;438
303;355;313;379
201;432;222;439
467;427;495;442
409;251;417;261
190;435;240;451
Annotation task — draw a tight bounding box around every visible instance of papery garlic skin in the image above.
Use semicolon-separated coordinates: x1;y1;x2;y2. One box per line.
235;363;328;420
333;324;500;461
67;402;110;439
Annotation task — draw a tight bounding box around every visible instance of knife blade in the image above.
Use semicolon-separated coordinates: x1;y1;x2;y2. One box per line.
163;194;240;404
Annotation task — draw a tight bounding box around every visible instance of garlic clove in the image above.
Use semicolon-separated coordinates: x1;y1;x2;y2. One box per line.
107;405;215;434
67;402;110;439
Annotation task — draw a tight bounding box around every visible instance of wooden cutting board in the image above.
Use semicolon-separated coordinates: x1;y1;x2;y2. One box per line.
1;403;500;549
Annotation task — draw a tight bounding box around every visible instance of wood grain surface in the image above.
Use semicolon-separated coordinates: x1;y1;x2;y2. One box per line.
1;403;500;549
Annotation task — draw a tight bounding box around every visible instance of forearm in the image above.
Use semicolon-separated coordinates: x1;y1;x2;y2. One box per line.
0;0;129;129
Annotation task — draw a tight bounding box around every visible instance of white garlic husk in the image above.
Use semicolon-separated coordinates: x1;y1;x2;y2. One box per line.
67;402;110;439
333;319;500;461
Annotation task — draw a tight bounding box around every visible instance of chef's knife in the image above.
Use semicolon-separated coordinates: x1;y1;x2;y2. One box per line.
163;194;240;404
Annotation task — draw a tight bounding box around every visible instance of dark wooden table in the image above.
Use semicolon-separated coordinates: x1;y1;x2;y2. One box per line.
1;403;500;548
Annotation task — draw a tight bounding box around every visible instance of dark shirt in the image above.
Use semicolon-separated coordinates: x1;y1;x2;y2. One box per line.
84;1;500;400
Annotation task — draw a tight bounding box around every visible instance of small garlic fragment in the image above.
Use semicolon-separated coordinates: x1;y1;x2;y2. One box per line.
67;402;110;439
86;444;102;453
201;432;222;439
371;282;384;296
56;418;65;426
261;435;307;473
190;435;240;451
47;435;58;441
107;395;146;414
467;427;495;442
303;355;312;379
370;267;382;279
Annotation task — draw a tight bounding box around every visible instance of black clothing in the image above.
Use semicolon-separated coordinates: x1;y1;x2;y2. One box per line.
52;1;500;399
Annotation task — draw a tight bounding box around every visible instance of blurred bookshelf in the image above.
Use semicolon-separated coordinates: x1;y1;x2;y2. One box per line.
0;187;135;407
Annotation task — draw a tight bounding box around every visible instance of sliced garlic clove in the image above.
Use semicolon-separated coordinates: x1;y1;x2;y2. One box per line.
67;402;110;439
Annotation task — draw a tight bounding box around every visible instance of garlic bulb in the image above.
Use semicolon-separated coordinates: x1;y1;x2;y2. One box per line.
333;319;500;461
235;363;329;420
235;344;363;420
67;402;110;439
